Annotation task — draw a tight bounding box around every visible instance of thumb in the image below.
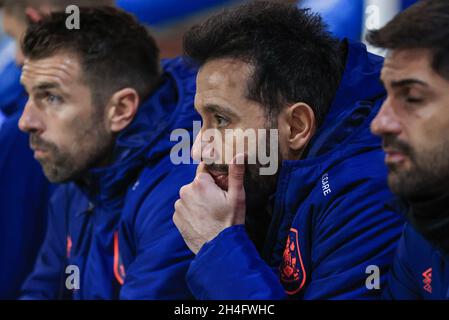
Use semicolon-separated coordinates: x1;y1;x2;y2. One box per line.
228;153;246;202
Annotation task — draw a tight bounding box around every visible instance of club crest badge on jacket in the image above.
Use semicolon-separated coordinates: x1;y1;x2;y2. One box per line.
280;228;307;295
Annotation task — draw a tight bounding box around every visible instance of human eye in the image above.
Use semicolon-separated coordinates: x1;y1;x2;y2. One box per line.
214;113;230;128
45;92;64;105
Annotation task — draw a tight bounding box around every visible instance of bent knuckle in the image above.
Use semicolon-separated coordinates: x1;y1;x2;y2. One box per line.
179;185;189;199
174;199;183;212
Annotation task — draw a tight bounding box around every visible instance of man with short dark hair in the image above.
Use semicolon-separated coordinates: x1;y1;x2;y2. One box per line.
173;1;405;299
0;0;115;299
367;0;449;300
19;7;199;299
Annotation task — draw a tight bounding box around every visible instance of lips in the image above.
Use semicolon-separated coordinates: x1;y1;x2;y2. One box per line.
34;150;48;160
384;149;407;165
30;145;49;159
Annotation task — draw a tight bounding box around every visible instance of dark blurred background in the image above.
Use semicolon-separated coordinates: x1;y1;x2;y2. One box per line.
0;0;419;62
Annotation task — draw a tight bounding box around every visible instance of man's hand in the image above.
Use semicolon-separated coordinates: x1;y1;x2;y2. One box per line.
173;154;246;254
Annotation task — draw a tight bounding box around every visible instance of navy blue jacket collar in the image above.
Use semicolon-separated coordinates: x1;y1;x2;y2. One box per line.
262;40;386;260
282;40;385;172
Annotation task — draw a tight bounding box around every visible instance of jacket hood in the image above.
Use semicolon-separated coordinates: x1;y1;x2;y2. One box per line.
262;40;387;261
303;40;385;160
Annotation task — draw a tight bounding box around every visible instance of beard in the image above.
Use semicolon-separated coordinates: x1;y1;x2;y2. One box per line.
383;134;449;200
30;113;114;184
204;160;279;252
205;160;280;201
204;119;281;205
204;122;282;251
384;134;449;255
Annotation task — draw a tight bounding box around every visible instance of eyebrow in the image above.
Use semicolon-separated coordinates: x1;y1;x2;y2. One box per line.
390;79;429;88
203;104;239;119
32;82;61;92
